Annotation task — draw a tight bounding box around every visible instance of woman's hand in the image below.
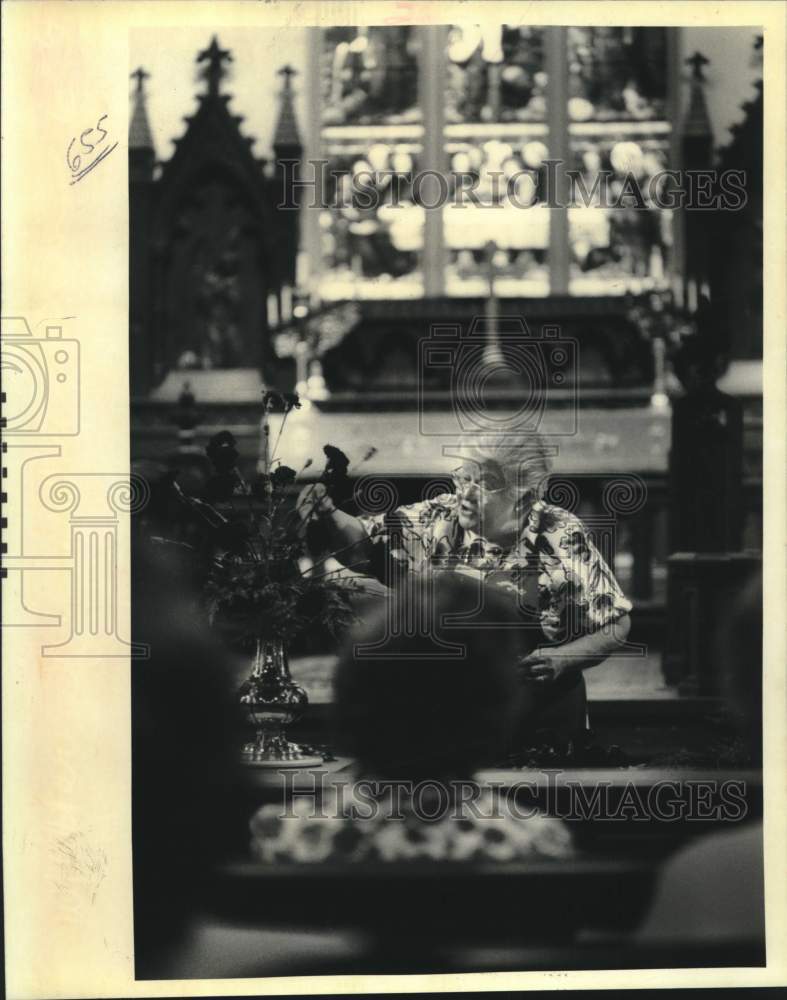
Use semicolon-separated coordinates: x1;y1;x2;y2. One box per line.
517;615;632;684
517;648;575;685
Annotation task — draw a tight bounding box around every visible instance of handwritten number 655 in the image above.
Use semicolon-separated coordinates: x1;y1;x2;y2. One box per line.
67;115;109;174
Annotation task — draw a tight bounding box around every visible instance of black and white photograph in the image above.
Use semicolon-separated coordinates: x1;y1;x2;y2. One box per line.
2;2;783;995
126;16;768;980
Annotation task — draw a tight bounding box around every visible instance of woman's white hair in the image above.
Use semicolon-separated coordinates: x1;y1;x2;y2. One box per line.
457;432;552;501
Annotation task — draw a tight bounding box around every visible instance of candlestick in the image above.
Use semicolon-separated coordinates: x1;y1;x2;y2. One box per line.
294;340;309;398
330;41;349;106
296;251;310;290
307;360;329;401
280;284;293;323
266;292;279;329
483;240;505;367
672;274;684;310
650;336;670;412
650;245;664;283
687;279;698;313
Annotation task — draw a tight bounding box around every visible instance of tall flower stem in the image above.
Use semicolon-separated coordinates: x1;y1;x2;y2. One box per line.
260;415;271;475
268;411;292;468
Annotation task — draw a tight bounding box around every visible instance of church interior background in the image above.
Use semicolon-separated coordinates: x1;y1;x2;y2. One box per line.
122;19;771;977
129;22;762;713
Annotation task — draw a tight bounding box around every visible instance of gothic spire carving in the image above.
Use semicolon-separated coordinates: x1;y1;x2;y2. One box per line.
129;67;155;152
197;36;233;99
683;50;712;140
273;64;302;151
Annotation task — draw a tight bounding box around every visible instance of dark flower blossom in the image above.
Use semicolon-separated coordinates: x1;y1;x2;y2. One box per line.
323;444;350;475
322;445;351;508
262;389;286;412
206;430;239;473
263;388;302;414
173;421;364;643
271;465;297;488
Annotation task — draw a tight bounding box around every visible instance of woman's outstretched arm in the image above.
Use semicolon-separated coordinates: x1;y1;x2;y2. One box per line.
296;482;375;575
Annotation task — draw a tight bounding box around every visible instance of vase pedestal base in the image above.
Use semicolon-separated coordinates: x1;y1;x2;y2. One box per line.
241;733;324;769
239;639;325;767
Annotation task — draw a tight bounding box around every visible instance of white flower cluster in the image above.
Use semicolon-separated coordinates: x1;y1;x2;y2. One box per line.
249;786;574;865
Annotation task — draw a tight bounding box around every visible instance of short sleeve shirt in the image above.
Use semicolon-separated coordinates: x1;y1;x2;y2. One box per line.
358;494;632;643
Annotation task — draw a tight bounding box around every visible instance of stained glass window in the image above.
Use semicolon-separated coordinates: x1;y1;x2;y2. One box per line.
445;25;546;125
568;130;672;295
442;24;549;295
443;136;550;296
567;27;667;123
317;143;424;300
318;27;424;299
314;25;674;300
565;28;671;295
320;27;420;126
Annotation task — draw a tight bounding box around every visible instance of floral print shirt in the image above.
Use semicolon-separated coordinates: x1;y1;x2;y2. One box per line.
359;495;632;643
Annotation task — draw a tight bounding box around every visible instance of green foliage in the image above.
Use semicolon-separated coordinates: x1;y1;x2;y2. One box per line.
172;407;369;647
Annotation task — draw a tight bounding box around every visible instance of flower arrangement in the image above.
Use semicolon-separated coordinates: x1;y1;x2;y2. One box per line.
172;389;377;647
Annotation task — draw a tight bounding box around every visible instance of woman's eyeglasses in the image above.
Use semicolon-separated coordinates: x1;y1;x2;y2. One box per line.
451;468;508;498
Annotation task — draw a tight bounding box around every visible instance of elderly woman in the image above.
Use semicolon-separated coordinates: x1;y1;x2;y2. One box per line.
299;433;632;743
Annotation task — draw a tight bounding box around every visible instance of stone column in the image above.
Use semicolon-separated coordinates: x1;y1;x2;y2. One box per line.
419;25;448;297
545;26;570;295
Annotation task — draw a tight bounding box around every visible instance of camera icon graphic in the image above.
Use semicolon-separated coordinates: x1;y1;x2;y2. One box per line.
1;316;80;435
418;316;578;438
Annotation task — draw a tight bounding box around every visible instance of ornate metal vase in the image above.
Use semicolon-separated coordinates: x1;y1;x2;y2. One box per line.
238;637;323;767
